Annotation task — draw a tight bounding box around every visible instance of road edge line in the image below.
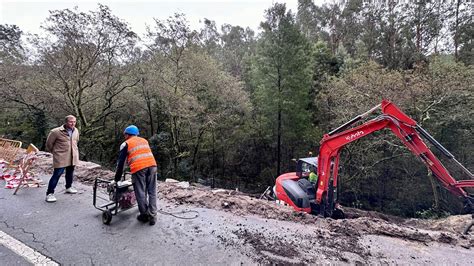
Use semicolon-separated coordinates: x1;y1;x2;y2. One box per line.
0;230;58;265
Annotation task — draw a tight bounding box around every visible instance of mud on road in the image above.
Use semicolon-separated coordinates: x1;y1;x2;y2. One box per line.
159;181;473;263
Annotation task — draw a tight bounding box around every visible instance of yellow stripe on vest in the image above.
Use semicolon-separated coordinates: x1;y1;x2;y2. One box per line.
129;153;154;164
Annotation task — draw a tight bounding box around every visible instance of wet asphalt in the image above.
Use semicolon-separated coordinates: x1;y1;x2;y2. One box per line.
0;175;254;265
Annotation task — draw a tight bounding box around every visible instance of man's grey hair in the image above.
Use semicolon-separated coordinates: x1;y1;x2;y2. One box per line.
65;115;76;122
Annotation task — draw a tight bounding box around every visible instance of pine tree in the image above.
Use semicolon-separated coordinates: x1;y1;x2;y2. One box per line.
251;3;314;177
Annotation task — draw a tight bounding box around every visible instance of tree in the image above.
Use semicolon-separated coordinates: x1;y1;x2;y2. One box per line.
296;0;321;42
145;13;199;178
449;0;473;64
320;3;343;55
199;18;220;55
251;3;314;177
358;2;381;61
338;0;364;57
0;24;50;145
0;24;24;64
219;24;256;79
30;5;140;160
402;1;444;61
146;13;250;180
378;1;413;69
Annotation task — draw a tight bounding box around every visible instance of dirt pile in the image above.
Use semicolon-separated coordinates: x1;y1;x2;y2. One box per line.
159;181;312;221
160;180;473;245
31;151;115;184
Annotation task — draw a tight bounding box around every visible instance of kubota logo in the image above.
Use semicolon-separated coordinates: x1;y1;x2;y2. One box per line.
345;130;364;141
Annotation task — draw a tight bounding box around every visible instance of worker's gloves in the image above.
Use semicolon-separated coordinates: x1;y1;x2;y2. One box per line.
117;180;132;187
110;180;131;187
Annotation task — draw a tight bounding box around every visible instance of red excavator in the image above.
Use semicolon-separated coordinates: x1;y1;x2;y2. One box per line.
274;100;474;226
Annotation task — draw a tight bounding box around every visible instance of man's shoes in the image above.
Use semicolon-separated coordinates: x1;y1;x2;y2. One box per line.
137;213;149;223
149;215;156;226
65;187;78;194
45;194;57;202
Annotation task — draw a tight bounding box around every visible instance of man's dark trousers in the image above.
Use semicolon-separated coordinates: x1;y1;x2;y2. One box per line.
132;166;157;217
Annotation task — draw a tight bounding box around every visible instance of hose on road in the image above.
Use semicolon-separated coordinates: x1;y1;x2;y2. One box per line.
158;209;199;219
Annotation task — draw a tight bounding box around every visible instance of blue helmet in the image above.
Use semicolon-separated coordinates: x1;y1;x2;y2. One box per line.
124;125;139;136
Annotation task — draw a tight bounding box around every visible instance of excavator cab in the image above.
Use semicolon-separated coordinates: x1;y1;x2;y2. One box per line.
296;157;318;178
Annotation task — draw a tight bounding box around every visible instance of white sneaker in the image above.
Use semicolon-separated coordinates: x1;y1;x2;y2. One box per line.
65;187;78;194
45;194;57;202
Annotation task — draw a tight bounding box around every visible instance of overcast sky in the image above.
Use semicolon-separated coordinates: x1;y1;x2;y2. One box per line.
0;0;326;36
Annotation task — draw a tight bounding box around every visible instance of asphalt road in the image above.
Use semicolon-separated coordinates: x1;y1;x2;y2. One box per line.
0;244;30;265
0;175;254;265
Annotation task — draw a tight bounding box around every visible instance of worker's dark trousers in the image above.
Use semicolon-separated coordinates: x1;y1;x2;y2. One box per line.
46;165;75;195
132;166;157;217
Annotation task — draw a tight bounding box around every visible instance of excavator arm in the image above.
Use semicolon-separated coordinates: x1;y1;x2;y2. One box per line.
316;100;474;216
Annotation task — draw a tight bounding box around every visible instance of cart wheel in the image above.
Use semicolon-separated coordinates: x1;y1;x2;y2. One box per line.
102;210;112;225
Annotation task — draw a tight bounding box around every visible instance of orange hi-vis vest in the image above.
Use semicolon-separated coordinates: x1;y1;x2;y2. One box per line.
126;136;157;174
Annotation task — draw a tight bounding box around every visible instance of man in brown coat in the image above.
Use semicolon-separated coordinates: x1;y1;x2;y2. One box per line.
45;115;80;202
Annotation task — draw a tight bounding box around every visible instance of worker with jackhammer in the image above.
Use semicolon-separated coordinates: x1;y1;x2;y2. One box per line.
114;125;158;226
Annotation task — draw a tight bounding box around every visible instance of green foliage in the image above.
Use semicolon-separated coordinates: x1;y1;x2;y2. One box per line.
0;110;41;148
250;3;315;177
0;24;24;63
415;208;450;219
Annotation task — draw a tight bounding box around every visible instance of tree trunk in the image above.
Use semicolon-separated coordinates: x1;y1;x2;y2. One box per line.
415;2;423;55
211;130;216;188
142;78;155;135
191;128;205;182
169;115;179;178
454;0;461;61
276;68;282;177
428;170;440;211
388;2;396;68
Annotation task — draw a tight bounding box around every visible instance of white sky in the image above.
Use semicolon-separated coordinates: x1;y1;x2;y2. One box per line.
0;0;326;36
